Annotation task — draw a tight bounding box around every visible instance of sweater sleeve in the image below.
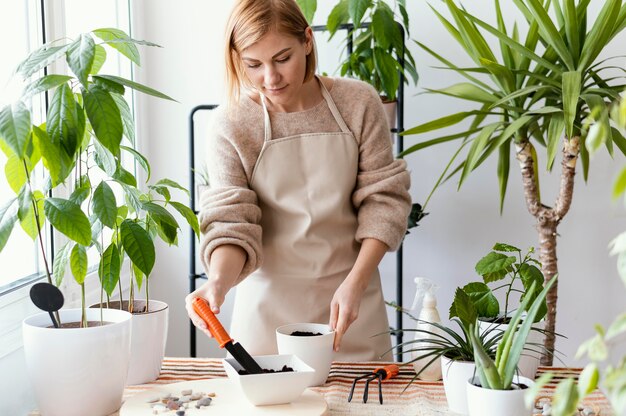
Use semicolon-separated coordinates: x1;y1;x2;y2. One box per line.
351;84;412;251
198;110;263;283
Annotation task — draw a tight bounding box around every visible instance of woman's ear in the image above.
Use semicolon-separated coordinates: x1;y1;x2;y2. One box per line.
304;26;313;55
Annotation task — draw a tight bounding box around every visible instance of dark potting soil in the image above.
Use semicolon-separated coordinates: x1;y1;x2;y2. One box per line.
472;381;529;390
237;365;295;375
290;330;323;336
47;321;113;329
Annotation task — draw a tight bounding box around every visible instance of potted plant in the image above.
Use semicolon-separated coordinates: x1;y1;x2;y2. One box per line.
461;242;549;378
400;0;626;364
1;28;196;415
467;278;556;416
390;287;501;414
325;0;418;127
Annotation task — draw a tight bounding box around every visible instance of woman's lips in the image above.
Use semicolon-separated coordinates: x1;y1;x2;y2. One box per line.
265;85;287;94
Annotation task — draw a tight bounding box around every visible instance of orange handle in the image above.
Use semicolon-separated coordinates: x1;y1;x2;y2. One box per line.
375;364;400;380
192;297;233;348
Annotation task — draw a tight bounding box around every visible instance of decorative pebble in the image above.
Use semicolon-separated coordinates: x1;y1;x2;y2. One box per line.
176;411;185;416
160;393;172;400
207;392;216;397
166;399;181;410
178;396;191;403
145;396;160;403
195;397;213;408
190;393;204;400
181;389;192;396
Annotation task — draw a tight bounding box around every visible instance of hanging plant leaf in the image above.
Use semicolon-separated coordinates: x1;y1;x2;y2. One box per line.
0;198;18;253
112;166;137;187
66;34;96;88
70;244;88;285
295;0;317;24
155;178;189;195
92;181;117;228
15;43;71;78
92;139;117;176
462;282;499;318
44;197;91;246
32;126;73;186
99;242;121;297
90;44;107;75
83;85;123;155
121;145;150;181
52;242;72;286
92;28;141;65
22;75;73;99
0;102;31;158
5;154;27;193
120;219;155;276
111;93;135;145
170;201;200;239
47;83;80;158
94;75;176;101
327;0;350;38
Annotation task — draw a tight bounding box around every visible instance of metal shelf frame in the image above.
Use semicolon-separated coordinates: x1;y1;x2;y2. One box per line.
188;22;406;361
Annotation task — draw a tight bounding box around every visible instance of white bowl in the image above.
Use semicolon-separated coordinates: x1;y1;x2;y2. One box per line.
222;354;315;406
276;323;335;386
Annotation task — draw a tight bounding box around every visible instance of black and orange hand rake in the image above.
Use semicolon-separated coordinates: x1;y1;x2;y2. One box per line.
347;364;400;404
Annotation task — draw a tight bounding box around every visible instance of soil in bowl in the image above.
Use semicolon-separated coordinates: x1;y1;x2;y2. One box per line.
290;331;322;336
238;365;295;375
47;321;113;329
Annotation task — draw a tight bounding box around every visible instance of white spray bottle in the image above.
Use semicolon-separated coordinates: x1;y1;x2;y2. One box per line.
410;277;443;381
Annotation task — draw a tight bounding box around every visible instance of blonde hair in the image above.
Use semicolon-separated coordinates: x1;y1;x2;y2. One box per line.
224;0;317;108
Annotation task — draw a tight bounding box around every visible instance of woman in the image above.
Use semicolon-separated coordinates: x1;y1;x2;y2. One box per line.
185;0;411;361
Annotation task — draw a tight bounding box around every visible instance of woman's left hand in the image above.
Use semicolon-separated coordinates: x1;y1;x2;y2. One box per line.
329;274;368;352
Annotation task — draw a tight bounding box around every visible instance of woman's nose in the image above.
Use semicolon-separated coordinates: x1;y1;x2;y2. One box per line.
264;65;281;86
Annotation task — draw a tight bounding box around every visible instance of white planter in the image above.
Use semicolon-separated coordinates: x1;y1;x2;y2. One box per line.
478;317;544;379
467;375;534;416
94;300;169;385
441;355;475;415
23;308;132;416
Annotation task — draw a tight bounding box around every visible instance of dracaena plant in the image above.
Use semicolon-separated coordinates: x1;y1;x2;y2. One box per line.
469;277;556;391
0;28;199;327
326;0;418;101
401;0;626;365
461;243;547;323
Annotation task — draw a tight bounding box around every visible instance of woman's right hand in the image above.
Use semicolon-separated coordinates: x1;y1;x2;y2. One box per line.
185;277;231;338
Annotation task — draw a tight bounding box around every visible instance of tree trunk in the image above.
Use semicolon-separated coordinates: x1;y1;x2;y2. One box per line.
515;137;579;366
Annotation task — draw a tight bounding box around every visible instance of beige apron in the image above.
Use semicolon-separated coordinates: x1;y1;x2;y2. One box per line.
230;78;392;361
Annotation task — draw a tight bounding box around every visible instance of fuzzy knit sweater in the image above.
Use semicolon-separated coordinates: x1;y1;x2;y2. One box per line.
199;77;412;282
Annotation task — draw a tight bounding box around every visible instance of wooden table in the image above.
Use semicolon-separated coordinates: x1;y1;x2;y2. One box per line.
119;358;614;415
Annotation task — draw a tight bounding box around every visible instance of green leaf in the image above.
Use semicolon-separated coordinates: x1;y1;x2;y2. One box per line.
32;126;72;186
449;287;477;330
154;217;178;245
613;167;626;200
142;201;179;229
463;282;499;318
5;154;27;194
475;252;516;280
583;94;610;155
156;178;189;195
399;128;481;157
121;183;143;213
70;175;91;205
150;185;171;202
348;0;371;28
373;47;399;100
120;219;155;276
578;0;621;69
497;140;510;214
579;131;590;181
133;262;144;291
606;313;626;339
83;85;123;154
92;181;117;228
94;75;176;101
70;244;88;284
562;71;582;139
99;242;121;297
403;111;484;136
524;0;575;70
66;34;96;88
577;363;599;398
563;0;580;65
15;44;71;78
44;197;91;245
489;85;551;110
551;378;580;416
92;28;141;65
445;0;497;65
585;122;607;154
92;76;125;95
18;189;44;240
327;0;349;37
459;123;500;188
92;139;117;176
170;201;200;239
492;243;520;252
22;75;73;99
90;44;106;74
52;242;72;286
121;145;150;181
0;199;18;252
427;82;495;104
0;102;31;158
47;83;80;158
111;94;135;145
547;113;565;171
295;0;317;24
113;166;137;187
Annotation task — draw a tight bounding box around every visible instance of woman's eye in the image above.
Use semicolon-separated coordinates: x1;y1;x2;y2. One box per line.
276;56;290;63
246;63;261;69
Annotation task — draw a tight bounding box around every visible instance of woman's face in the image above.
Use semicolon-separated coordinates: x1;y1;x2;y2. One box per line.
240;28;313;111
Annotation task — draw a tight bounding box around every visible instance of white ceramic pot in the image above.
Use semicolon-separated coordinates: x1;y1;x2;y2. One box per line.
466;375;534;416
478;317;544;379
275;323;334;386
441;356;475;415
93;300;169;385
23;308;132;416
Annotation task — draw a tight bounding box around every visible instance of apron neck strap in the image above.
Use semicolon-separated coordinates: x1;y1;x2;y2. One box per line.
259;75;351;142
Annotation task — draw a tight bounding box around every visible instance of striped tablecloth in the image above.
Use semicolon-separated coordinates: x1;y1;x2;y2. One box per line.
120;358;615;416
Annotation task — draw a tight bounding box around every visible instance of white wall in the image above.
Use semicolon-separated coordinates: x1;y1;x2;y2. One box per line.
132;0;626;367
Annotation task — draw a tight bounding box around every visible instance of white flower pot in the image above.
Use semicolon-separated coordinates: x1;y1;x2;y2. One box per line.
23;308;132;416
93;300;169;385
478;317;544;379
466;375;534;416
441;355;475;414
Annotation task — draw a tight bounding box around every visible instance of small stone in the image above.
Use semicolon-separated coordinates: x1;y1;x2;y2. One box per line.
176;411;186;416
181;389;192;396
195;397;213;408
166;400;180;410
160;393;172;400
145;396;160;403
582;408;596;416
190;393;204;400
152;404;166;414
178;396;191;403
207;392;216;397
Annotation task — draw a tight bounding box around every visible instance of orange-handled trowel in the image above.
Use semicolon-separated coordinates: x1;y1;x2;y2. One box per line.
192;297;263;375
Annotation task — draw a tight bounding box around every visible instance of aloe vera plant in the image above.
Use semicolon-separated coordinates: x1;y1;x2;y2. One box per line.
470;277;556;390
402;0;626;364
0;29;199;326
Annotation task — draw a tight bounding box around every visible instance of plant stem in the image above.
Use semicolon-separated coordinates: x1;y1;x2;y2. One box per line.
81;283;86;328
